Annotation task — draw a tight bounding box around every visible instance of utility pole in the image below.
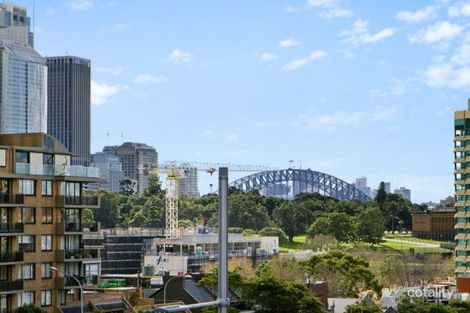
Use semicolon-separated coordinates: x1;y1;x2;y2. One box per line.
218;167;229;313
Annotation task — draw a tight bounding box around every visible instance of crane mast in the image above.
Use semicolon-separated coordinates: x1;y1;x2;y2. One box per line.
144;161;277;239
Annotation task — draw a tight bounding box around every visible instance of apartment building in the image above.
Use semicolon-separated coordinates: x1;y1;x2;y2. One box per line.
455;101;470;293
0;133;100;312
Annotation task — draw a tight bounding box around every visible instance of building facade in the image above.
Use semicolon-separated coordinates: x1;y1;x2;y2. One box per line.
0;4;33;47
394;187;411;201
178;163;200;198
46;56;91;166
412;210;455;241
454;101;470;292
103;143;158;194
0;133;101;312
0;40;47;134
91;152;123;193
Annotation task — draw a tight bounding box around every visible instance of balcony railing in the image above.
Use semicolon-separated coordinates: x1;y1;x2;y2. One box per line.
56;196;100;208
0;222;23;233
0;194;24;205
15;162;99;178
57;249;99;262
56;222;100;234
0;251;23;263
55;276;86;289
0;279;23;292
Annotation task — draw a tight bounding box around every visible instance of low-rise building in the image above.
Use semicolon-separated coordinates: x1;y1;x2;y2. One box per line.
412;210;455;241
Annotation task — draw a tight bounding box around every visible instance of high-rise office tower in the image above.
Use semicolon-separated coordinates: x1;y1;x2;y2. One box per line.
0;4;47;135
91;152;124;192
46;56;91;166
0;40;47;134
0;3;34;47
103;142;158;194
393;187;411;201
454;100;470;292
178;163;200;198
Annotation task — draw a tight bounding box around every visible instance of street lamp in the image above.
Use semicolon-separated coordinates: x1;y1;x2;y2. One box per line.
50;266;84;313
163;275;191;305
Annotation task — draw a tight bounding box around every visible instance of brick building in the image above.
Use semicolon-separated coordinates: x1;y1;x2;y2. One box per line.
412;210;455;241
0;133;100;312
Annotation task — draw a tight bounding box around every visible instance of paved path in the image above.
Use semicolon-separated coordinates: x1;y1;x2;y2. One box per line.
382;237;440;248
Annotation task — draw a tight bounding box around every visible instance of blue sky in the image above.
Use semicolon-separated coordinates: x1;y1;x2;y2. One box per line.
17;0;470;202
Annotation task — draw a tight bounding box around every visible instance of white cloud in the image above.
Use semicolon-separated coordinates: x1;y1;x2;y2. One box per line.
409;21;463;44
282;50;327;71
307;0;338;8
284;6;301;13
133;74;168;84
396;5;437;23
368;79;407;100
167;49;192;64
91;81;127;105
319;8;353;19
340;19;394;46
292;106;396;132
279;37;302;48
259;53;279;62
448;1;470;17
452;43;470;65
424;63;470;89
69;0;94;11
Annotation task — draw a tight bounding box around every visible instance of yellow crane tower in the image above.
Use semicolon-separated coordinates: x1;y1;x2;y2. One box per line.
143;161;277;239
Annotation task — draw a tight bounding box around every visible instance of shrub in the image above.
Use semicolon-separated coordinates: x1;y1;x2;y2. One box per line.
258;227;289;244
228;227;244;234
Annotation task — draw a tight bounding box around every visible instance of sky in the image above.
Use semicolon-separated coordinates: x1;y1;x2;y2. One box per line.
15;0;470;202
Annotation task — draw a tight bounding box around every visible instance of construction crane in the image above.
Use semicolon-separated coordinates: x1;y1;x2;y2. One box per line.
143;161;277;238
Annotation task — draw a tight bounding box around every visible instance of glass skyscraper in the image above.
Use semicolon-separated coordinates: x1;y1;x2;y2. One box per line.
0;40;47;133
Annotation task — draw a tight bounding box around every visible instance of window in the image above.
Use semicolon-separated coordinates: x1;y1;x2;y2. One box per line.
21;207;35;224
41;235;52;251
41;180;52;196
19;235;35;252
18;179;35;195
41;263;52;279
41;208;52;224
60;182;81;197
15;151;29;163
19;263;34;280
18;291;34;306
0;150;5;167
41;290;52;307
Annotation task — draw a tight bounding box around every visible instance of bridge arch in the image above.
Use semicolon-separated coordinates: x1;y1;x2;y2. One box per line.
230;168;371;202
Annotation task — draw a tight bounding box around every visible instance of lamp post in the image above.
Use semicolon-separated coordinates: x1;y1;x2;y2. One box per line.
50;266;83;313
163;275;191;305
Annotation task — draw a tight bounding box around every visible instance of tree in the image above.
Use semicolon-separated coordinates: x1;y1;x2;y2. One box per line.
345;302;383;313
82;208;94;224
355;206;385;245
244;274;326;313
228;195;270;230
273;202;312;242
256;257;307;284
375;182;387;210
258;227;289;244
304;251;382;297
143;175;162;196
307;217;331;238
120;178;137;195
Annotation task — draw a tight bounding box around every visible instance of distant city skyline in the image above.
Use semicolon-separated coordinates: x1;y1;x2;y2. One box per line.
15;0;470;202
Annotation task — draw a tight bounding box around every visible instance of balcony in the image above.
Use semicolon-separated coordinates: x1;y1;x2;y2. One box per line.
0;222;23;234
0;251;23;263
0;279;23;293
56;249;99;262
15;162;99;178
56;222;100;234
55;276;86;289
56;196;100;208
0;194;24;206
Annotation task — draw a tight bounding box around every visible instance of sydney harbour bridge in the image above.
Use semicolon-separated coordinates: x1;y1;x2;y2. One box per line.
230;168;371;203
